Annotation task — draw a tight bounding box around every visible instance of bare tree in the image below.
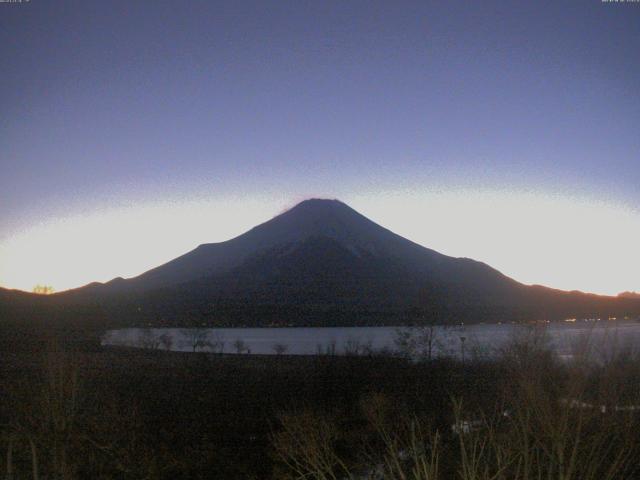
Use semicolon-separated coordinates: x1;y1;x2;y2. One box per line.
272;343;288;355
32;285;54;295
180;328;211;352
394;323;447;361
232;338;247;354
137;329;161;350
210;331;225;354
159;332;173;351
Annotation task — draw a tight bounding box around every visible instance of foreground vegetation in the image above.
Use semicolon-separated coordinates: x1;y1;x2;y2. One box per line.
2;327;640;479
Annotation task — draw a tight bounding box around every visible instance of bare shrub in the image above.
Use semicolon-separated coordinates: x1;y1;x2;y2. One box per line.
489;329;638;480
273;331;639;480
273;343;289;355
83;397;180;478
316;340;337;356
344;337;372;356
271;410;355;480
360;393;440;480
3;339;81;479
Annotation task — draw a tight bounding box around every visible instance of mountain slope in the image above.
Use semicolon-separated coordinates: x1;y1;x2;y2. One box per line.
121;198;517;293
54;198;640;327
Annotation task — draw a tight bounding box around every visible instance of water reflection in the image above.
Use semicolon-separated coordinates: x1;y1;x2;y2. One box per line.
103;321;640;359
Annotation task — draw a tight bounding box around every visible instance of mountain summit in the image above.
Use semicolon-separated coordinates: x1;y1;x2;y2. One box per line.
131;197;413;289
63;198;640;326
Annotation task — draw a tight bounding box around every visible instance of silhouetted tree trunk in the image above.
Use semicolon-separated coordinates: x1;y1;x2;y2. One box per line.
42;341;79;480
5;434;14;480
29;437;39;480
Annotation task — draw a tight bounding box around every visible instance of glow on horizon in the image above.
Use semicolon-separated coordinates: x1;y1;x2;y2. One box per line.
352;190;640;297
0;197;280;293
0;190;638;296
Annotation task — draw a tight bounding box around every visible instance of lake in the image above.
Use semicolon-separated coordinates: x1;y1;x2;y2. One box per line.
102;320;640;359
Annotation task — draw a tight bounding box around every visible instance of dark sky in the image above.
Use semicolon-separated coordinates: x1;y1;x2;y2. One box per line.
1;0;639;293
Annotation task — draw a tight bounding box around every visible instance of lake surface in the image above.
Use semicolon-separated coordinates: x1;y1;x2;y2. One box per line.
103;320;640;359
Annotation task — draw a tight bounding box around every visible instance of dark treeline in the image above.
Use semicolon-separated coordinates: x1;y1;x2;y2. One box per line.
0;277;640;333
3;286;640;330
72;286;640;328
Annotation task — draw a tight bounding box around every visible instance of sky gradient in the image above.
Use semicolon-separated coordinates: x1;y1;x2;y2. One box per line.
1;0;639;295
